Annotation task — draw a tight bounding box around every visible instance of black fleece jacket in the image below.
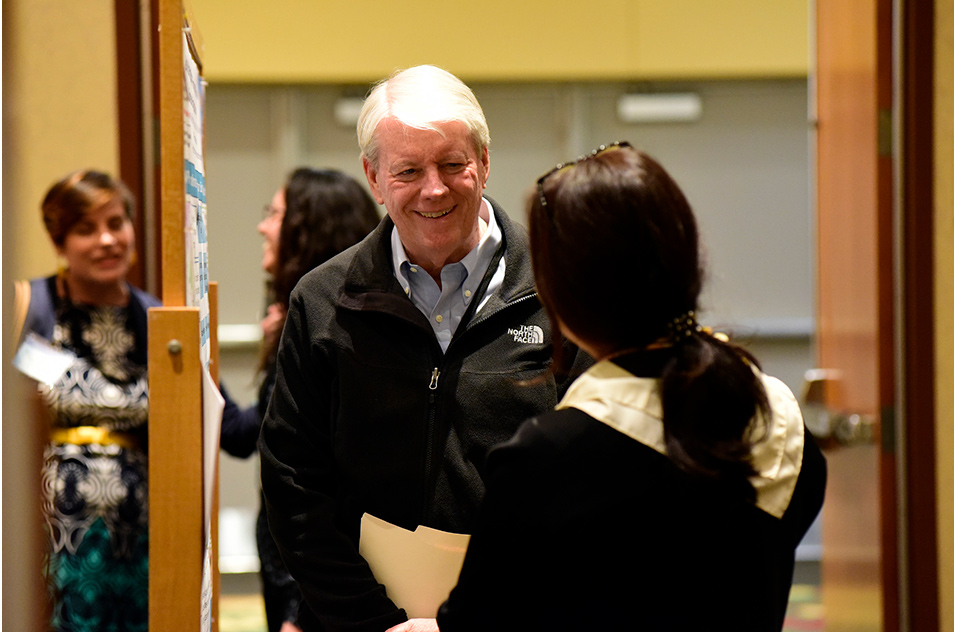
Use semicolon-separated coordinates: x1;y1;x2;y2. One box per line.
259;200;589;632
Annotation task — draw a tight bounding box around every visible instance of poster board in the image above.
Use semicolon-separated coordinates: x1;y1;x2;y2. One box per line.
182;28;211;369
148;1;221;631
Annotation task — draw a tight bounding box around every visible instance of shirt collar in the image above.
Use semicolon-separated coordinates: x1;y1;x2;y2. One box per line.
391;197;501;296
557;360;807;519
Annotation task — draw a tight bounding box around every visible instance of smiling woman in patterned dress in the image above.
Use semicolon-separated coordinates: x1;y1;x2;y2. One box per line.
17;170;159;632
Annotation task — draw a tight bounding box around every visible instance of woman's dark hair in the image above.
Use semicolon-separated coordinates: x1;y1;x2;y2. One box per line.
528;144;769;501
273;168;380;306
41;170;134;247
260;168;380;369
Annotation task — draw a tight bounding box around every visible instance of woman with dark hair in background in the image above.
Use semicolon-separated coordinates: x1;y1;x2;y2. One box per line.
220;167;380;632
14;170;158;632
435;143;826;631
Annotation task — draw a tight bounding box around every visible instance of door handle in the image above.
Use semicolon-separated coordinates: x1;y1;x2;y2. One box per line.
800;369;878;446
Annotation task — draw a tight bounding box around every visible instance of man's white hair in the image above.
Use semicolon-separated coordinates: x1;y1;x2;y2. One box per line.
357;65;491;167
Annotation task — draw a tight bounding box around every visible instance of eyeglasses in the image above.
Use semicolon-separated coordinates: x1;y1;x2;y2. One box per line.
262;204;285;220
536;141;632;211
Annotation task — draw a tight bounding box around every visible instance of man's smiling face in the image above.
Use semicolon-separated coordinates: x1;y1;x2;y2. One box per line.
363;118;490;276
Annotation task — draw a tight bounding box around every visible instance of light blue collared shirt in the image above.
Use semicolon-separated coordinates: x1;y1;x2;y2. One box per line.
391;198;505;353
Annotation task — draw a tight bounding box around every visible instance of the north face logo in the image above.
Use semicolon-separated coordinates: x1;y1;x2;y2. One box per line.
507;324;544;344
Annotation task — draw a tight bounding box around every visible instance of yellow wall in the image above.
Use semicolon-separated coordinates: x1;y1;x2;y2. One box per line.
934;0;954;629
188;0;809;83
4;0;120;281
2;2;118;629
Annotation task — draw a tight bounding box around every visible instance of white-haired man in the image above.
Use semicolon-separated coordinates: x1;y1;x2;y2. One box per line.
259;65;589;632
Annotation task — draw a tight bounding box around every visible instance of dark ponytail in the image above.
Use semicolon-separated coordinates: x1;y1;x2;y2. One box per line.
660;332;769;502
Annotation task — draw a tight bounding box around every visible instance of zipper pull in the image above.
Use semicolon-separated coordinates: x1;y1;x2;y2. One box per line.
428;367;440;391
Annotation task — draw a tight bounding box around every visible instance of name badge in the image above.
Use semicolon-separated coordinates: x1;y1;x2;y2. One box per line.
13;333;76;385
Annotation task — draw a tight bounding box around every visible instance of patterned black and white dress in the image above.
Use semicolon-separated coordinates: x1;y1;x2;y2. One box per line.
35;282;152;632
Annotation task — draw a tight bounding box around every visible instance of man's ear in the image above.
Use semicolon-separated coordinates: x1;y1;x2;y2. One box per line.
480;146;490;190
362;157;385;205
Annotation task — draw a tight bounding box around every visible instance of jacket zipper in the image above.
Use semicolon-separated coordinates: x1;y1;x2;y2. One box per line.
420;293;536;525
422;364;440;525
464;292;538;331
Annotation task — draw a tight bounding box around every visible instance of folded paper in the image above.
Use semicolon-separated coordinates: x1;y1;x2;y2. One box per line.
359;513;471;618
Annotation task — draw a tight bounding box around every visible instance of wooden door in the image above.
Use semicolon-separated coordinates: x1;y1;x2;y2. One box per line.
814;0;896;629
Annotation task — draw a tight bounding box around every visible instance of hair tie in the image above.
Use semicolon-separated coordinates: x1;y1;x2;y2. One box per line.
667;310;702;343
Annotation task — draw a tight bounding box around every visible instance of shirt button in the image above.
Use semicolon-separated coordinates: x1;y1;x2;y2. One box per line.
435;314;443;323
410;267;418;273
464;290;472;298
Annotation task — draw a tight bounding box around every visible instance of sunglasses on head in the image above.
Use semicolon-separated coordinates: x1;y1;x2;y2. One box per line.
536;141;632;211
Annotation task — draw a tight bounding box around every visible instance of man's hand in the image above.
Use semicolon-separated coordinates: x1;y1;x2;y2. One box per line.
385;618;440;632
261;302;287;346
279;622;302;632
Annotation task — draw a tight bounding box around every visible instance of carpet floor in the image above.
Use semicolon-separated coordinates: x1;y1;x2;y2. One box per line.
218;583;824;631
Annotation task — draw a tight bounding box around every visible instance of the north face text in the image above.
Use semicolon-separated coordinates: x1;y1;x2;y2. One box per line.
507;325;544;344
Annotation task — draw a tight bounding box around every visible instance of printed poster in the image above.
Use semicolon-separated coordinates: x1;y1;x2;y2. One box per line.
183;34;210;369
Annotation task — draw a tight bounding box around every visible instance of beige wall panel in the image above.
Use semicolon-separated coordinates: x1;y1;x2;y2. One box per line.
3;2;119;630
188;0;808;83
8;0;120;280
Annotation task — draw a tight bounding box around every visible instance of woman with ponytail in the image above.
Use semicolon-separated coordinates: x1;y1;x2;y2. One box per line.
436;143;826;631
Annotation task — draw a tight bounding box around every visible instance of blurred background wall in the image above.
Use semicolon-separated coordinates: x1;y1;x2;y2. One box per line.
4;2;121;630
207;78;819;546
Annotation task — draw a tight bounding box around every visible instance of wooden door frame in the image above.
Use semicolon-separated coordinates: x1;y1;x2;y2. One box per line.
814;0;938;627
114;0;147;291
115;0;164;300
898;0;938;628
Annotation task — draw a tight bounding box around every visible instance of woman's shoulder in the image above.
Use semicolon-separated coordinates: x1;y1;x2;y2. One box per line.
511;407;601;446
18;276;58;340
494;407;658;470
128;284;161;309
26;275;57;303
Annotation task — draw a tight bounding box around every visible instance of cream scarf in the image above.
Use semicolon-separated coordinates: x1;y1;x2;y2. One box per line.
556;360;806;519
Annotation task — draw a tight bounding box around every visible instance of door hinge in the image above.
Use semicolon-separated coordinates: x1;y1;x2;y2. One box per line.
878;108;893;157
880;405;896;453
